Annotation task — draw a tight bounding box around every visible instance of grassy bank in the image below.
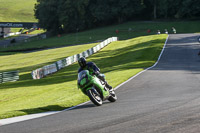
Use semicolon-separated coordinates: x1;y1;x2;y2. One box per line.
1;21;199;52
0;34;167;119
0;0;37;22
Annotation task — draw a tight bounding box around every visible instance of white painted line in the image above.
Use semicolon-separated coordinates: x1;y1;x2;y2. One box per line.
0;111;58;126
0;101;90;126
0;35;169;126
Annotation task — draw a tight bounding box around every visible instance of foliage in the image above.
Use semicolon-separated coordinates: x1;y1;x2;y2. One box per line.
177;0;200;19
34;0;144;34
58;0;92;33
144;0;200;19
89;0;143;24
34;0;200;34
35;0;61;33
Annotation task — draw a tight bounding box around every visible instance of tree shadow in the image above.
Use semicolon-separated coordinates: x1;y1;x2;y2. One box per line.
18;100;114;116
19;105;70;115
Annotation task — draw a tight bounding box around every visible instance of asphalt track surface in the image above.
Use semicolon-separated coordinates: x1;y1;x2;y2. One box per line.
0;34;36;48
0;34;200;133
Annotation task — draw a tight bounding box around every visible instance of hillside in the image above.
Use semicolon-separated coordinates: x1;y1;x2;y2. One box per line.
0;0;37;22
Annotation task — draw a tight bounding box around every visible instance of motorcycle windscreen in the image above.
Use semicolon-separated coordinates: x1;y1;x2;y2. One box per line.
78;70;90;88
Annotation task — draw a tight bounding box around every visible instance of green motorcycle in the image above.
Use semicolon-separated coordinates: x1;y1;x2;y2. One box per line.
78;70;117;106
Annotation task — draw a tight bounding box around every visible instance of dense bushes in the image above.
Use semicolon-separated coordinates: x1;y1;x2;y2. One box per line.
34;0;200;34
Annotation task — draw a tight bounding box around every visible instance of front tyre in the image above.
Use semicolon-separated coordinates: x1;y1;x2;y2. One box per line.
87;89;102;106
108;90;117;102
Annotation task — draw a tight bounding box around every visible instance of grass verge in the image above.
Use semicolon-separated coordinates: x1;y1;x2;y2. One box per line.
0;34;167;119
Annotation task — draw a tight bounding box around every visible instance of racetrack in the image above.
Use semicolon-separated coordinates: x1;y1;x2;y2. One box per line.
0;33;37;48
0;34;200;133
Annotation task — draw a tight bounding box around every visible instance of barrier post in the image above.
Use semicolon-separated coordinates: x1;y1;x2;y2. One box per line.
0;72;2;83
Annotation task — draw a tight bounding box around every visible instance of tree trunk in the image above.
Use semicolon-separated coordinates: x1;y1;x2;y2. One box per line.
153;0;157;19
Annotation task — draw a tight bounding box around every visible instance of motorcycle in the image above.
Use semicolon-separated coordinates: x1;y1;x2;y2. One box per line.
77;70;117;106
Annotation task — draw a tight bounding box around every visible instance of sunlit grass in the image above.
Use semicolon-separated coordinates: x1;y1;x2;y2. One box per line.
0;0;37;22
0;43;99;78
28;29;46;34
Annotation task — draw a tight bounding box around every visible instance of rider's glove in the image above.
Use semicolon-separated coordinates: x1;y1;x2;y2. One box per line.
94;71;100;76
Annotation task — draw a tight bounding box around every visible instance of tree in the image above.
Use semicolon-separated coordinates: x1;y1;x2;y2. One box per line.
90;0;144;24
34;0;200;34
110;0;144;23
35;0;61;34
143;0;200;19
141;0;158;19
58;0;92;33
177;0;200;19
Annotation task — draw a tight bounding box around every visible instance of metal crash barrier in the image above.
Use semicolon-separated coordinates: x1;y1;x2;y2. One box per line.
31;37;118;79
0;71;19;83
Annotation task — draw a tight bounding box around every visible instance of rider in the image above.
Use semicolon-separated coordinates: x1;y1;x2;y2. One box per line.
78;57;113;90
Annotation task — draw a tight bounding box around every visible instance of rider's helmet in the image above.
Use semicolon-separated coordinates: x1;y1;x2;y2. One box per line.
198;36;200;43
78;57;87;68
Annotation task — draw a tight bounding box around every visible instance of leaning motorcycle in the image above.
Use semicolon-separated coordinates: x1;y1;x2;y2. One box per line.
77;70;117;106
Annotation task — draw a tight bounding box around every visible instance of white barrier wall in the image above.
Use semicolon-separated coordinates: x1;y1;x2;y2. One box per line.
4;32;21;38
31;37;118;79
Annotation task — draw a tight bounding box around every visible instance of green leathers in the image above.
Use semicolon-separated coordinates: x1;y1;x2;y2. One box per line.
78;70;117;106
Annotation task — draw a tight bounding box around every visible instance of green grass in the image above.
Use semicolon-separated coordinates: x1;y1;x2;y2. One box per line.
0;34;167;119
1;21;199;52
28;29;46;34
0;0;37;22
10;28;21;33
0;43;99;76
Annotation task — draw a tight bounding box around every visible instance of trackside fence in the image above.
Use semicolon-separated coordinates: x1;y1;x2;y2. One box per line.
4;32;21;38
0;71;19;83
31;37;118;79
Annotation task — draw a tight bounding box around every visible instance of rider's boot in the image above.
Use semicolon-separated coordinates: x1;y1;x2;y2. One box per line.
105;81;113;90
97;73;113;90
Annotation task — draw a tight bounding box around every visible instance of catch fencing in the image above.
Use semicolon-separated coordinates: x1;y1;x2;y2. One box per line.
31;37;118;79
0;71;19;83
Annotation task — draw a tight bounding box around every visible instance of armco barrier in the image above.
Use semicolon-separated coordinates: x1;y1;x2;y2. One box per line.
31;37;118;79
0;71;19;83
4;32;21;38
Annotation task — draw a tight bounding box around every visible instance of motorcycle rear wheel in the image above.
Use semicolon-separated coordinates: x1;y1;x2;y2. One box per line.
87;89;103;106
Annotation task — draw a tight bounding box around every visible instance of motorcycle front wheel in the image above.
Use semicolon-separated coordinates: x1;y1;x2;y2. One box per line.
108;90;117;102
87;89;102;106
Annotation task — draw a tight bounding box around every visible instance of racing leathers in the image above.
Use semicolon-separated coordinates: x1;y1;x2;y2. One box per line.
78;62;112;90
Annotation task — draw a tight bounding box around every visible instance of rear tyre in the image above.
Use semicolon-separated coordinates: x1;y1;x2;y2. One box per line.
108;90;117;102
87;89;102;106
